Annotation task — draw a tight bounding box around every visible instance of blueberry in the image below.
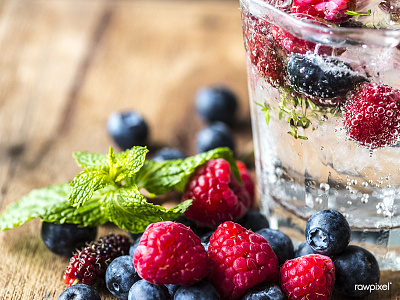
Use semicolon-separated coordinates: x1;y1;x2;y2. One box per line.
196;122;235;154
294;241;316;258
107;111;149;150
151;147;186;162
165;284;181;297
287;53;364;98
237;210;270;232
129;235;142;257
200;231;214;252
305;209;351;256
41;222;97;256
57;284;100;300
128;279;170;300
333;245;380;298
174;280;220;300
175;215;211;237
128;231;143;242
255;228;294;266
195;86;238;125
106;255;141;299
241;282;286;300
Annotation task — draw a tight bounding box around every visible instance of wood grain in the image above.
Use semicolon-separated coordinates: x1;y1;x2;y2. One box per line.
0;0;398;299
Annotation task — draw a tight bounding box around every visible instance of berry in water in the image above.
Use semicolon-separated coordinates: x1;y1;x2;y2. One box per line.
174;280;221;300
133;221;209;285
195;85;238;125
41;222;97;256
291;0;353;23
63;234;131;286
128;279;170;300
57;284;101;300
107;111;149;150
196;122;235;154
105;255;141;300
208;221;279;300
181;158;250;227
305;209;351;256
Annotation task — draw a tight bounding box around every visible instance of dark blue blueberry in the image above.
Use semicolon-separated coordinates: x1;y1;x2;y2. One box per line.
294;241;316;258
255;228;294;266
237;210;270;232
107;111;149;150
196;122;235;154
333;245;380;298
57;284;100;300
241;282;286;300
305;209;351;256
106;255;141;299
165;284;181;297
41;222;97;256
151;147;186;162
128;231;143;242
195;86;238;125
175;215;211;237
129;236;142;257
287;53;365;99
174;280;220;300
128;279;170;300
200;231;214;252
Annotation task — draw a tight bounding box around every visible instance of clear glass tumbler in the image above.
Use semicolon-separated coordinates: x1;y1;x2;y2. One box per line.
240;0;400;270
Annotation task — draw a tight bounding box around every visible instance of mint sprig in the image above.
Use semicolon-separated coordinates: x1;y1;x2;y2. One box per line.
0;146;238;233
345;9;371;21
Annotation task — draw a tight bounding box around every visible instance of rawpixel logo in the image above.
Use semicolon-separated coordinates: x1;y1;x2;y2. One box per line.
355;282;392;293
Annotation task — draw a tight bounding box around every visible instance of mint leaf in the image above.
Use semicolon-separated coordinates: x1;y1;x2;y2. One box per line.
100;186;192;233
73;151;108;169
69;169;113;208
0;183;107;231
114;146;148;182
135;147;240;195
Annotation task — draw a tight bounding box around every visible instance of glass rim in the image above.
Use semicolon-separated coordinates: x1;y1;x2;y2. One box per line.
240;0;400;47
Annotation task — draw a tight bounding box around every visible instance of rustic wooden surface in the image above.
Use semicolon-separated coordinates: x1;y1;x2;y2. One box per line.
0;0;399;299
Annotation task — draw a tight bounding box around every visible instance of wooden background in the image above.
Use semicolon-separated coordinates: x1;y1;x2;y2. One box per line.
0;0;399;299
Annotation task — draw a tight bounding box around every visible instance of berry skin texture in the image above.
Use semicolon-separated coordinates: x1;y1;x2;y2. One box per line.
237;209;270;232
41;222;97;257
196;122;236;154
57;284;101;300
291;0;353;23
333;245;380;298
280;254;335;300
256;228;294;266
105;255;141;300
241;282;286;300
63;234;131;286
305;209;351;256
174;280;221;300
294;241;317;258
287;53;364;99
181;158;250;228
208;221;279;300
128;279;170;300
344;82;400;150
133;221;209;286
195;86;239;125
107;111;149;150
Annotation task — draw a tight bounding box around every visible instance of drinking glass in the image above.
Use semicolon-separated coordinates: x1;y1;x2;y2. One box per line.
240;0;400;270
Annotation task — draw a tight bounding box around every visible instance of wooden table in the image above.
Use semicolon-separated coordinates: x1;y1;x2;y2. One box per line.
0;0;399;299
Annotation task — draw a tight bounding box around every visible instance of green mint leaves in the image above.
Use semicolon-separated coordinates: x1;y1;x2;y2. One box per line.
345;9;371;21
0;146;238;233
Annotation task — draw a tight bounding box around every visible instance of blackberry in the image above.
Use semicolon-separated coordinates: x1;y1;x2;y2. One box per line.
195;85;238;125
63;233;131;286
107;111;149;150
195;122;235;154
305;209;351;256
57;284;101;300
41;222;97;256
256;228;294;266
106;255;141;299
174;280;220;300
128;279;170;300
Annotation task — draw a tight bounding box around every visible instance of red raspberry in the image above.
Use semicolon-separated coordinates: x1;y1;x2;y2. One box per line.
63;234;130;286
344;82;400;150
242;11;286;88
291;0;352;23
208;221;279;300
280;254;335;300
133;221;209;285
181;158;250;228
236;160;255;208
271;13;335;56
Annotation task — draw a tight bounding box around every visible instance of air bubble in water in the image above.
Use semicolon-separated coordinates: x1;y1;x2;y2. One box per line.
320;183;330;192
316;197;323;204
361;194;369;204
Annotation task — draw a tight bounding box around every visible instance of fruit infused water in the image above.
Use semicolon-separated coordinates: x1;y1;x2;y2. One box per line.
240;0;400;269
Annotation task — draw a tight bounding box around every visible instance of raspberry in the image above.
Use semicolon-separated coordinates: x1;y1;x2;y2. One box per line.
291;0;353;23
236;161;255;208
280;254;335;300
344;82;400;149
63;234;130;286
181;158;250;228
133;221;210;286
208;221;279;300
